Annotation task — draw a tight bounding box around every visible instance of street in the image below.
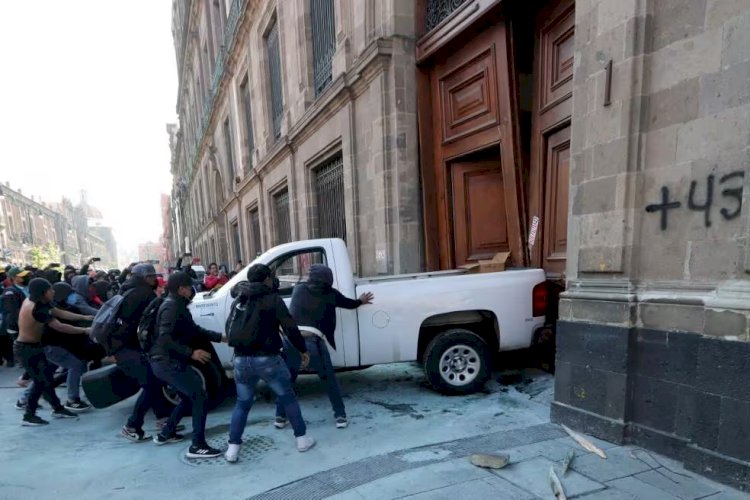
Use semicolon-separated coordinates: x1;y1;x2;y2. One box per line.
1;358;747;500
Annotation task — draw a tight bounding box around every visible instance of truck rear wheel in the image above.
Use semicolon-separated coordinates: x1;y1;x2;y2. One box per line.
423;329;491;395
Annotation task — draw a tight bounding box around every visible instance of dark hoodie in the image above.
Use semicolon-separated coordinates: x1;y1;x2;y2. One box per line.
229;281;307;356
68;275;99;316
288;265;361;350
110;276;157;355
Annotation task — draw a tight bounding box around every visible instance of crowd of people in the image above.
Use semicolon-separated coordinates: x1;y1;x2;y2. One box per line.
0;255;373;463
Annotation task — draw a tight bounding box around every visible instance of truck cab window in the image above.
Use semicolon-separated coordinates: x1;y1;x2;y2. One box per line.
269;248;327;297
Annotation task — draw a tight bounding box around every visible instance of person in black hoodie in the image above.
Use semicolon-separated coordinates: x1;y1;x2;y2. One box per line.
277;264;373;430
224;264;314;463
150;271;225;459
114;264;174;442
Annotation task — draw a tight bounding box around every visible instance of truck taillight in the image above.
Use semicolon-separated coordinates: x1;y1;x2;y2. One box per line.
532;282;548;317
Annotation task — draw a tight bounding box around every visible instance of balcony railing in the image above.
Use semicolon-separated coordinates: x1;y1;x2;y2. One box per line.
184;0;246;188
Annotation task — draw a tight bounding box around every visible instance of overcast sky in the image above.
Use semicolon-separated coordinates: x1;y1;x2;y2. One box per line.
0;1;176;259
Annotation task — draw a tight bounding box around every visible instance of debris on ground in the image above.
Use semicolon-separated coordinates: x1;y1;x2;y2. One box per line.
549;466;567;500
561;450;575;475
561;424;607;459
470;453;510;469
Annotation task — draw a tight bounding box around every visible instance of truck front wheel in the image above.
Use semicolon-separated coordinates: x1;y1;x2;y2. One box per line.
423;329;491;395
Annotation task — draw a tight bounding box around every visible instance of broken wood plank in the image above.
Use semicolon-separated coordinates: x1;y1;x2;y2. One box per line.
561;424;607;459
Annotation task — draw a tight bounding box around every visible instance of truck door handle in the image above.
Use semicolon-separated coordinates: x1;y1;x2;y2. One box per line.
200;313;215;317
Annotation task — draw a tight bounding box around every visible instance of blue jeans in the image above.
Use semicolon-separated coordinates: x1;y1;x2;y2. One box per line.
43;346;86;401
229;355;306;444
277;337;346;419
152;359;208;446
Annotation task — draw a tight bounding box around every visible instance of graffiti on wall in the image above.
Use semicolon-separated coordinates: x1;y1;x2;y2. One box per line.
645;171;744;230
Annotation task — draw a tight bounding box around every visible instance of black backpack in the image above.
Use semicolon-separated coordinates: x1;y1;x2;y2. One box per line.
137;296;165;353
225;296;262;347
89;290;133;353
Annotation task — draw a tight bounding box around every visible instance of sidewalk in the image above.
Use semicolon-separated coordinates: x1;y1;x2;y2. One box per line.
250;423;750;500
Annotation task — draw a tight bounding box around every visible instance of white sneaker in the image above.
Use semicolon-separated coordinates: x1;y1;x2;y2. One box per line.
225;443;240;463
296;435;316;452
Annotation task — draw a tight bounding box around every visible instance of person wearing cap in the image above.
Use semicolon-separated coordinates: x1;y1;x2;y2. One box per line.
1;267;32;367
150;271;226;459
224;264;315;463
114;263;174;442
14;278;93;426
277;264;373;430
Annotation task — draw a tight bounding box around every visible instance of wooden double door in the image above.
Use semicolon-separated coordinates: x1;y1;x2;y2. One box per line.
420;0;574;275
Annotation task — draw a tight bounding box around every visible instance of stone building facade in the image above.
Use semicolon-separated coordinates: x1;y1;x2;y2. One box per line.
550;0;750;489
0;183;117;268
168;0;421;276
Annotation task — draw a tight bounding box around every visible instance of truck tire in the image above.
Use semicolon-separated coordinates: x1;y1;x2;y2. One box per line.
423;329;491;395
161;360;224;412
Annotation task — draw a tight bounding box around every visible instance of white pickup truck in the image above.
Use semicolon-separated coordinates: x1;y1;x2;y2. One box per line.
190;238;549;395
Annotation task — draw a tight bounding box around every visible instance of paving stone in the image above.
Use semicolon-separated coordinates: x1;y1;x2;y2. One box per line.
571;445;654;482
634;468;721;499
470;453;510;469
607;476;682;500
331;458;487;500
502;438;586;464
401;477;538;500
705;489;750;500
576;488;639;499
493;456;606;498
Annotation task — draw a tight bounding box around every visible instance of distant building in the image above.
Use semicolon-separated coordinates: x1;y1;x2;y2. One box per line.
138;241;168;273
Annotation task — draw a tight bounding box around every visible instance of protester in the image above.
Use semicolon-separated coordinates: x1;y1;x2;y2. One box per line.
150;271;225;458
224;264;314;463
203;262;228;291
114;264;176;442
13;278;90;425
1;267;31;367
278;264;373;429
68;276;100;316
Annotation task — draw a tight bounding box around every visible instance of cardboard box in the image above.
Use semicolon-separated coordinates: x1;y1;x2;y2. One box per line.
459;252;511;274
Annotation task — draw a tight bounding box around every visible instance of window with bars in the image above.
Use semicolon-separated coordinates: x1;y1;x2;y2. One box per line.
310;0;336;96
265;16;283;139
424;0;469;34
240;76;255;170
313;155;346;241
231;220;241;263
223;117;235;178
248;206;262;257
273;188;292;245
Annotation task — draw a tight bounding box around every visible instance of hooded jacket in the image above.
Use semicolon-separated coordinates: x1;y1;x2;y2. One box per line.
229;281;307;356
110;277;157;355
1;284;27;335
288;266;361;350
67;275;99;316
150;292;222;363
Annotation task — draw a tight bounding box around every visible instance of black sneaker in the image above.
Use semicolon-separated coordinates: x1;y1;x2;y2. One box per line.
155;418;186;433
186;444;222;459
52;408;77;419
15;400;44;411
22;414;49;426
122;426;152;442
336;417;349;429
64;399;92;413
153;433;185;446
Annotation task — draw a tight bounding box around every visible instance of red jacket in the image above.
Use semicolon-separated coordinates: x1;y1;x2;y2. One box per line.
204;274;228;290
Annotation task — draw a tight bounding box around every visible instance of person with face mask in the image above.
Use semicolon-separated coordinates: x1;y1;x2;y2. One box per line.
1;267;32;367
150;271;226;458
113;264;176;442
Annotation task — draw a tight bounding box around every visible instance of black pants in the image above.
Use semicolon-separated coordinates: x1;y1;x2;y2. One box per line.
115;349;170;430
0;335;14;365
151;358;208;446
14;341;62;415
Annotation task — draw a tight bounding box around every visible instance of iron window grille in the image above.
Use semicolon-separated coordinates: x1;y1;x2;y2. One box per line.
424;0;468;34
248;207;262;257
311;0;336;96
313;155;346;242
273;188;292;245
265;17;284;139
240;76;255;171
